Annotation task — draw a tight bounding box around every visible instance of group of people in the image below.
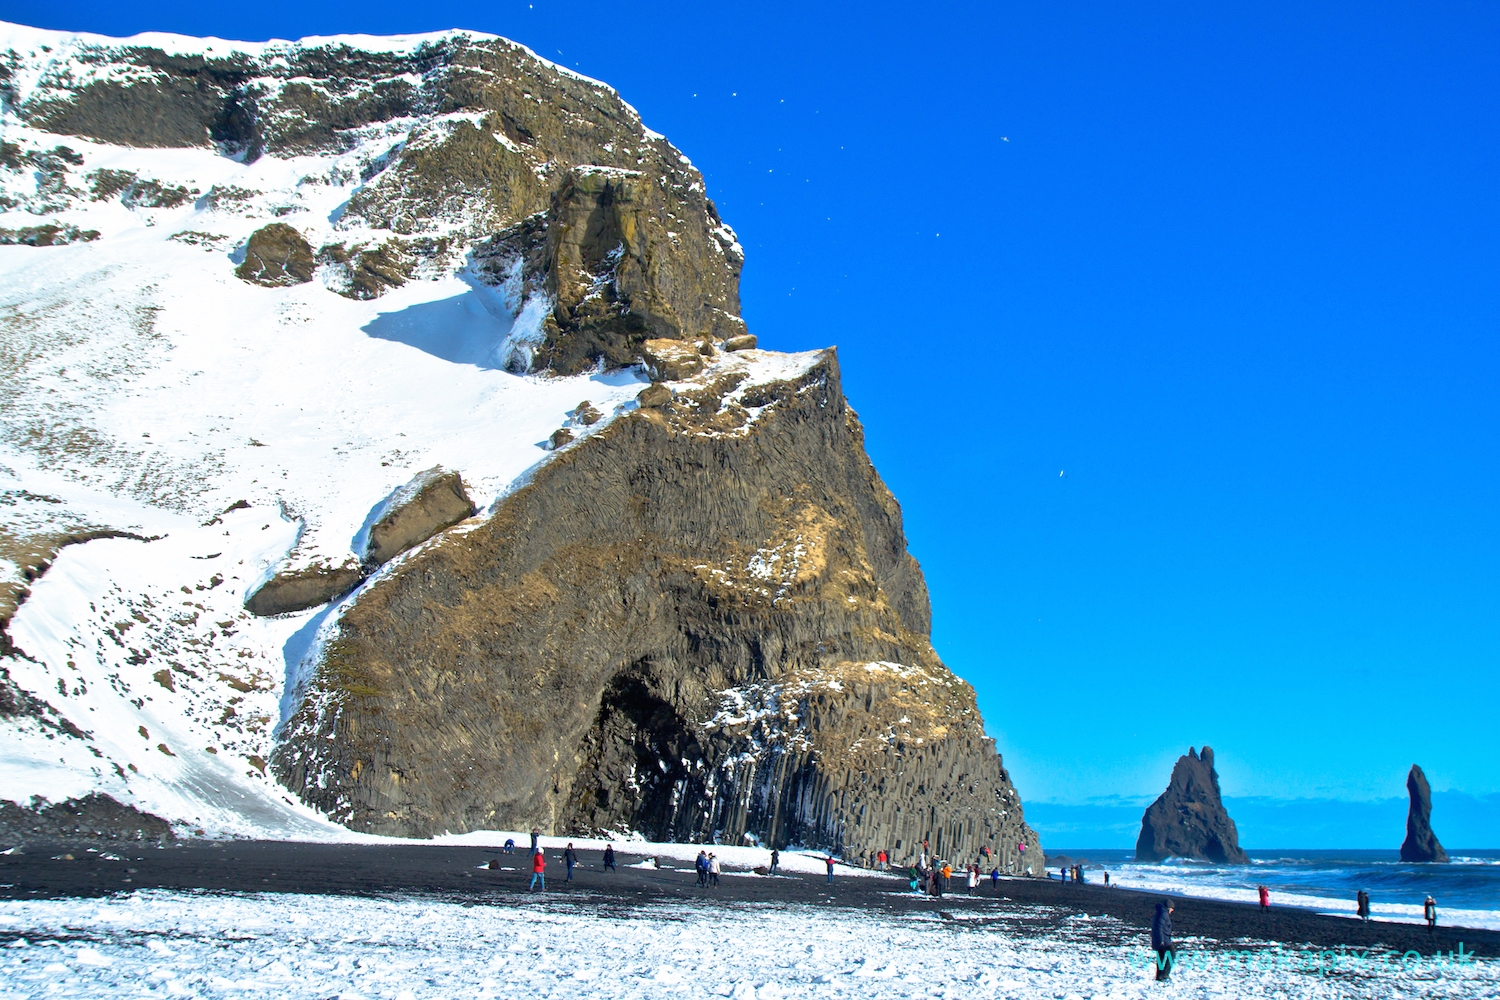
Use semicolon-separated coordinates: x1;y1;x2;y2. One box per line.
1259;883;1439;930
695;850;723;887
1053;864;1112;886
523;830;619;892
905;856;1005;896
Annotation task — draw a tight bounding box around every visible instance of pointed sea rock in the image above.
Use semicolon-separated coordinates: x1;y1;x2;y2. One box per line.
1136;745;1249;864
1399;764;1449;863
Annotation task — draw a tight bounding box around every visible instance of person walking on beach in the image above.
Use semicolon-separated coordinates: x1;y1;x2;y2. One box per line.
823;856;837;885
1356;889;1370;922
1104;871;1110;887
909;864;922;893
603;844;616;872
696;850;709;887
709;853;721;887
1424;895;1437;931
529;849;546;892
1258;885;1269;912
563;843;578;882
530;828;541;855
1151;901;1174;982
967;865;978;894
770;848;779;875
878;849;888;871
990;866;1000;891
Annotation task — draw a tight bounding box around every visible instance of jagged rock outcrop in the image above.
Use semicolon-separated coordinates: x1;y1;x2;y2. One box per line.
472;165;745;374
0;793;174;842
235;223;315;286
273;350;1042;865
359;467;475;567
1136;746;1249;864
1400;764;1449;863
9;30;745;361
247;468;476;616
245;560;363;617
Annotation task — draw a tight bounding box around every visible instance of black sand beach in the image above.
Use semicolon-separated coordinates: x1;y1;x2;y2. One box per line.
2;839;1493;959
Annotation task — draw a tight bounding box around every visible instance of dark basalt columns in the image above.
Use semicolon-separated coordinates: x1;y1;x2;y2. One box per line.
272;353;1042;866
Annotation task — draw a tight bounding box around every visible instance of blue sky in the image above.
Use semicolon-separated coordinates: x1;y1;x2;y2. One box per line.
7;1;1497;842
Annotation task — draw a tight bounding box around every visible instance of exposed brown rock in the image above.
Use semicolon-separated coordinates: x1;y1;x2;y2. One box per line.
1136;746;1249;864
318;240;414;300
0;222;101;246
360;467;476;567
548;428;574;450
473;164;747;375
235;223;314;286
641;338;706;381
635;384;672;408
724;334;758;352
244;560;362;616
272;351;1042;868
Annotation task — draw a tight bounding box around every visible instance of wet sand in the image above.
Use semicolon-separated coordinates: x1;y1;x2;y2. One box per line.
2;839;1493;957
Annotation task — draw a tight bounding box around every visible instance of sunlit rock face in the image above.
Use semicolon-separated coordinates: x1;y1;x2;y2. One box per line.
0;22;1039;861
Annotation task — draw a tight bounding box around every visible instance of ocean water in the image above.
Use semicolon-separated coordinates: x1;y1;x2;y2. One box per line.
1046;849;1500;931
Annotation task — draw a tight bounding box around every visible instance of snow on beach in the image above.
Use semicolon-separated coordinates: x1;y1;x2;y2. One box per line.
0;890;1491;1000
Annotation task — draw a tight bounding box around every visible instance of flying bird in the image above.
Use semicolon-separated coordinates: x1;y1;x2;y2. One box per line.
1059;470;1067;478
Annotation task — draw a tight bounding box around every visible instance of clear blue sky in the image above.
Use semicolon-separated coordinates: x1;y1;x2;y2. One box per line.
8;2;1498;826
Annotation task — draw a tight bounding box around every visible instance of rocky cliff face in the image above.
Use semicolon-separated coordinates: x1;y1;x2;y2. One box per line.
1;26;744;357
0;22;1039;861
273;349;1041;863
1136;746;1248;864
1399;764;1449;863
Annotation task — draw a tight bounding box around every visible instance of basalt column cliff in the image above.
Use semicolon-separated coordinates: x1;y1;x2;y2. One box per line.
0;23;1040;864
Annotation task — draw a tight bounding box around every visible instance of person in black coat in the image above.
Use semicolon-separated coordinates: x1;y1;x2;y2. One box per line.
603;844;616;871
1151;901;1175;981
564;843;579;881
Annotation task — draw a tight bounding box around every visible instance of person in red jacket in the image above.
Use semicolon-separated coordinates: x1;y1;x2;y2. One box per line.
1258;885;1269;911
529;849;546;891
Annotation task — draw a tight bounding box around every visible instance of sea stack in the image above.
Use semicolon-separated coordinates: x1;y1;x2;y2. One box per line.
1399;764;1449;863
1136;746;1249;864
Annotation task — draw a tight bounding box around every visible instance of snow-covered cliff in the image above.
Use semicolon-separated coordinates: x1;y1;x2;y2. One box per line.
0;21;1039;866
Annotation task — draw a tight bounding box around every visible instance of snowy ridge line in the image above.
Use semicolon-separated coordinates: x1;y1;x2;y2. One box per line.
0;20;650;132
